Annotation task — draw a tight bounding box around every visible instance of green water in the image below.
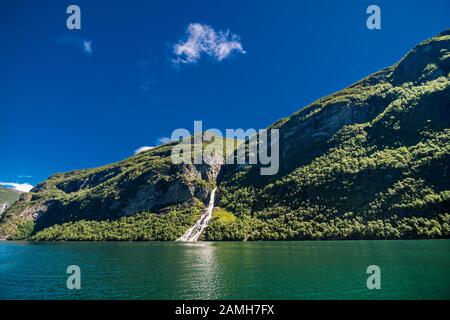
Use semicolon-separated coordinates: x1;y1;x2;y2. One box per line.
0;240;449;299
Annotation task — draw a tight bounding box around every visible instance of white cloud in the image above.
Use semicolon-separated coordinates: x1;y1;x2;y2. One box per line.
0;182;34;193
173;23;245;64
134;146;154;155
60;36;93;56
158;137;171;144
82;40;92;55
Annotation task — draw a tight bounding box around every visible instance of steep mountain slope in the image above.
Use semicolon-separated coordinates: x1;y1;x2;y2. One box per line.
1;30;449;241
207;30;450;240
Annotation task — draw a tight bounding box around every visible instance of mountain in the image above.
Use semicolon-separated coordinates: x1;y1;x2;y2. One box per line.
209;30;450;240
1;30;449;240
0;186;20;222
0;186;20;204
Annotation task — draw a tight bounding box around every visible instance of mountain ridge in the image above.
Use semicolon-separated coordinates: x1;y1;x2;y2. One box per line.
1;30;449;240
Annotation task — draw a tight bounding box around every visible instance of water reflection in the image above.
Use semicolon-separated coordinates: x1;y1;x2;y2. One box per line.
175;242;221;299
0;240;449;299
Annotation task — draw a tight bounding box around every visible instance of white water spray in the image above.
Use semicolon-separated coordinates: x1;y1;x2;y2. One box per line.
0;203;8;216
178;188;217;242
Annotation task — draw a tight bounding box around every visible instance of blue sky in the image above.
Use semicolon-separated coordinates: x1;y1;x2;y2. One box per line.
0;0;449;190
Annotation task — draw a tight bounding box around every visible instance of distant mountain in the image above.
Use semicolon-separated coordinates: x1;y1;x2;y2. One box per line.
0;186;20;204
1;30;449;240
0;186;20;221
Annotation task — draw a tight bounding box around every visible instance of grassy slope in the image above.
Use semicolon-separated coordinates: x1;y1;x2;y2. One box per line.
0;186;20;204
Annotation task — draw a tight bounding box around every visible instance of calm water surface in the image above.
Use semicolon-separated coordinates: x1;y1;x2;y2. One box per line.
0;240;449;299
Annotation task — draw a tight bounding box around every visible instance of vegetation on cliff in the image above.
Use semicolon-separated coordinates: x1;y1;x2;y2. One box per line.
30;200;204;241
208;31;450;240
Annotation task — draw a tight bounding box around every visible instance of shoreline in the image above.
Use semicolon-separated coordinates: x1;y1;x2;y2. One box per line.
2;238;449;243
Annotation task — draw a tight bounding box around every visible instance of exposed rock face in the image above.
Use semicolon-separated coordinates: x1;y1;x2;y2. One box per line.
10;203;48;221
19;193;33;202
277;70;394;174
122;160;220;216
392;29;450;85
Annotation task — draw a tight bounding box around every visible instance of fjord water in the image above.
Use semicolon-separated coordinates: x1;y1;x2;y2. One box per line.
0;240;449;299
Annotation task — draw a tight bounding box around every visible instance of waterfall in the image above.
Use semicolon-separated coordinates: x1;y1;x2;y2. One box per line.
178;188;217;242
0;203;7;217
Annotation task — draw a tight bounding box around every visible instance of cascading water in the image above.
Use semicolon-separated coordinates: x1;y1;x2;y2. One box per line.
0;203;7;216
177;188;217;242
